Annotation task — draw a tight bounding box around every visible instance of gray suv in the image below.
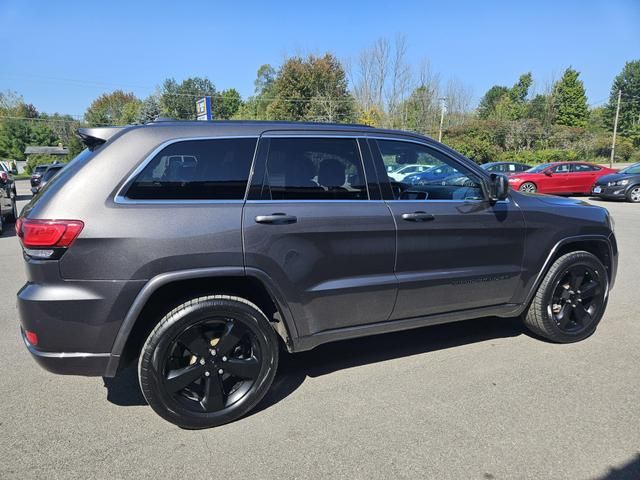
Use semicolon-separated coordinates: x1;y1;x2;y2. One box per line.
17;121;618;429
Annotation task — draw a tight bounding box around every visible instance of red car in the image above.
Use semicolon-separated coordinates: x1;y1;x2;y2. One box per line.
508;162;617;195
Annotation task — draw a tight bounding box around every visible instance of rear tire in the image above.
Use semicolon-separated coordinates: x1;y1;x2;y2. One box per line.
626;185;640;203
138;295;279;429
523;251;608;343
519;182;537;193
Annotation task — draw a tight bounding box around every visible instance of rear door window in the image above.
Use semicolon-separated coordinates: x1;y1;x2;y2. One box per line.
259;137;368;200
126;138;257;200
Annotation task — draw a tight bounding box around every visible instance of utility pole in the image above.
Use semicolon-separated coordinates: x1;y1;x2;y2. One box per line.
438;97;447;142
610;89;622;168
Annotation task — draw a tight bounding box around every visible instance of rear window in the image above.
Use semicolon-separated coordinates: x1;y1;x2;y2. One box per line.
126;138;257;200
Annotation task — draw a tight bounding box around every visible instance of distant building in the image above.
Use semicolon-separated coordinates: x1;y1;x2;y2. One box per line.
24;145;69;157
22;144;69;174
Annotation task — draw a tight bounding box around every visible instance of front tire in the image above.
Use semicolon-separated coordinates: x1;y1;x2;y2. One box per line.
138;295;279;429
523;251;608;343
626;185;640;203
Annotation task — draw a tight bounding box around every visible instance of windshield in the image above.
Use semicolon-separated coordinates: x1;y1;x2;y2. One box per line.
620;163;640;175
525;163;553;173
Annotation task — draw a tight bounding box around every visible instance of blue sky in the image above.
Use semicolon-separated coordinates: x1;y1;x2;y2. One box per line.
1;0;638;117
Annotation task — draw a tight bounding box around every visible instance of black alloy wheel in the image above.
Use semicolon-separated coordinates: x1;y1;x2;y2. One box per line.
139;296;279;429
549;265;604;334
163;319;262;412
523;251;608;343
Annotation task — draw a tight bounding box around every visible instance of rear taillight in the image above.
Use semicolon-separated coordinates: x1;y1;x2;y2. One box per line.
17;219;84;258
25;330;38;346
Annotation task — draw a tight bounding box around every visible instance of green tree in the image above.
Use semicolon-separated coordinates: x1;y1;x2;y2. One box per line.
401;85;438;133
137;95;162;124
606;60;640;143
267;53;355;122
29;121;58;146
553;68;589;127
214;88;243;119
85;90;141;126
477;74;531;120
0;119;31;161
527;94;554;126
508;73;533;103
160;77;216;120
477;86;509;119
254;64;276;95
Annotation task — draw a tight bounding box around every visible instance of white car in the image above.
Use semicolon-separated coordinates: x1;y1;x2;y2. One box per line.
387;164;432;182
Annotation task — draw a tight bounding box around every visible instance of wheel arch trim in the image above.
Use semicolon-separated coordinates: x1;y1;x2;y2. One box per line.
519;234;615;315
105;266;298;377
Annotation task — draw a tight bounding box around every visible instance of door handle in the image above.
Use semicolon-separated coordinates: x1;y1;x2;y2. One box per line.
401;211;435;222
255;213;298;225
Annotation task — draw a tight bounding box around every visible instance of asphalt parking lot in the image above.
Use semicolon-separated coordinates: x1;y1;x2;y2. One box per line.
0;179;638;480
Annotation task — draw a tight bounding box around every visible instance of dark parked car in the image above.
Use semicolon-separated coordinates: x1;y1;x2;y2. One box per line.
17;121;618;429
30;164;50;190
0;161;18;234
31;164;65;195
480;161;531;175
592;163;640;203
403;163;459;185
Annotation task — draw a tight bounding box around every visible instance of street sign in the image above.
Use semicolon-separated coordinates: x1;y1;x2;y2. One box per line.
196;96;212;120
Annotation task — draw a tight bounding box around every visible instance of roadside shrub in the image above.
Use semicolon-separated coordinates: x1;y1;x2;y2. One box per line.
498;148;581;164
446;136;500;164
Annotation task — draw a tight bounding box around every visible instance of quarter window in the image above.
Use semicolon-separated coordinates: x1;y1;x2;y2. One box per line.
376;140;484;201
573;164;599;172
260;138;368;200
126;138;257;200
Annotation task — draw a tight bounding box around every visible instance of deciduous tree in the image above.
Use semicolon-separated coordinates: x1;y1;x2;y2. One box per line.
85;90;141;126
160;77;216;120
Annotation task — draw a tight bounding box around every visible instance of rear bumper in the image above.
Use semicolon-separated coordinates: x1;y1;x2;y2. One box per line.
17;277;144;376
21;328;111;376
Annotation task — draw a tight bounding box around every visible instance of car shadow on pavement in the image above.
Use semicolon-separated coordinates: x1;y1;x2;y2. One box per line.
102;316;525;411
253;315;525;416
595;453;640;480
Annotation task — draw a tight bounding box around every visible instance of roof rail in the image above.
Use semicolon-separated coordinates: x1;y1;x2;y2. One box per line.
148;117;178;123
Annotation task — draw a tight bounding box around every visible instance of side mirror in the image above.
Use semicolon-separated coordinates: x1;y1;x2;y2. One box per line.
544;170;552;176
489;173;509;201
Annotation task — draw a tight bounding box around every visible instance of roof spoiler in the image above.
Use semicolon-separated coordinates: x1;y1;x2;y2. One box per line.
76;127;124;149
